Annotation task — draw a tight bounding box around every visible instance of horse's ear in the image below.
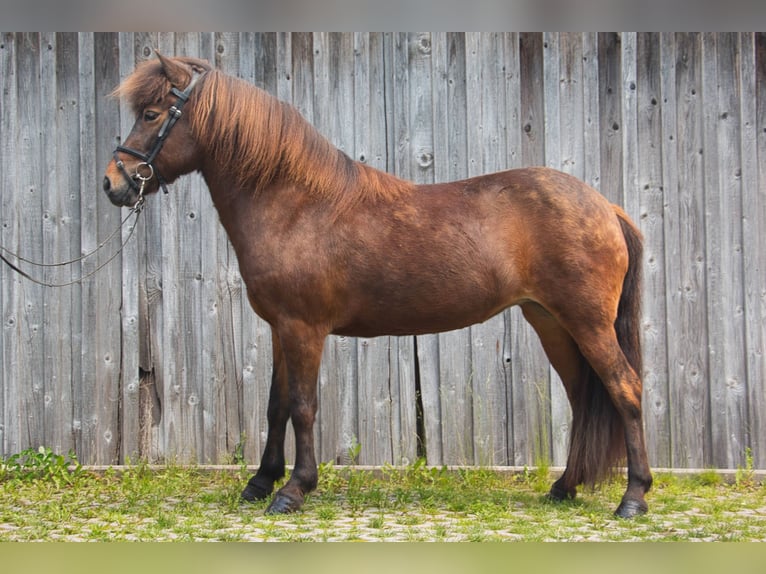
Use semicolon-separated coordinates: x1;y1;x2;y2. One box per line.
155;50;192;89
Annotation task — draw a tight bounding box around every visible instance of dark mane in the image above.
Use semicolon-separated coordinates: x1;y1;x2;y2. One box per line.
117;60;414;208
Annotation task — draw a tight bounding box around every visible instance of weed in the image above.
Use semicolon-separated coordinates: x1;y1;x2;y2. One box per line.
433;523;448;539
694;469;724;487
315;504;338;521
232;432;248;467
367;514;385;529
347;435;362;465
0;446;82;487
735;447;755;489
515;463;551;493
317;461;345;496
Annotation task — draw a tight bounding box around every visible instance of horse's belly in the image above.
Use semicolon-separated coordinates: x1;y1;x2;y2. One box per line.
332;286;517;338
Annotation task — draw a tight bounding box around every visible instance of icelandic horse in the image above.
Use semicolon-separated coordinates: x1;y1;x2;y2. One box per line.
103;53;652;517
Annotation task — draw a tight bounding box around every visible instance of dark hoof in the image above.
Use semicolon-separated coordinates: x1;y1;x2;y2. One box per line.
614;498;648;519
265;491;304;515
241;476;273;502
546;484;576;502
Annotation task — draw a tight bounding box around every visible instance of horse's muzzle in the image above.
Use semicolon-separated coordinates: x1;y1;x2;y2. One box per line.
103;175;140;208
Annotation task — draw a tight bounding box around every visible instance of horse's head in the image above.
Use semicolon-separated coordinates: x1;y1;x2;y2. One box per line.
103;52;211;207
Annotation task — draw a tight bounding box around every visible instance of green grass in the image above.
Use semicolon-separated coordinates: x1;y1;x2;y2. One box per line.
0;449;764;541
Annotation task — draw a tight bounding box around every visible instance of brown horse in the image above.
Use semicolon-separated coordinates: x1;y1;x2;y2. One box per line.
103;53;652;518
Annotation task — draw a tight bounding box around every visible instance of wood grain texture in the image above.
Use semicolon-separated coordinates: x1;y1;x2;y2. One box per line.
749;33;766;469
635;32;671;467
0;33;763;473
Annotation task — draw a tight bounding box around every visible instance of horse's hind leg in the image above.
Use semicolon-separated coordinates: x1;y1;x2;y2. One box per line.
242;328;289;502
571;324;653;518
522;302;651;517
521;303;589;502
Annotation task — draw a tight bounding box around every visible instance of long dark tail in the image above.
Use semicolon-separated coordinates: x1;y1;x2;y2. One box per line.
567;207;643;488
613;208;644;379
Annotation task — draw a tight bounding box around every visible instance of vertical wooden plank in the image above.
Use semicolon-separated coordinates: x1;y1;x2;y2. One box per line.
275;32;292;104
621;33;640;220
430;32;473;465
387;32;442;464
329;32;362;465
421;32;473;465
310;32;356;465
514;32;552;467
115;32;140;463
17;33;46;453
748;32;766;468
44;32;80;457
95;33;124;465
659;33;680;467
153;31;190;462
313;32;346;464
582;33;601;190
174;32;204;463
269;33;300;466
210;31;244;464
236;31;257;466
423;32;448;466
40;32;59;453
235;32;281;466
706;33;748;469
666;32;710;468
0;34;6;455
635;32;671;467
132;32;164;462
542;32;570;466
1;33;21;455
372;32;417;465
437;31;472;465
599;32;624;205
622;33;663;465
75;32;96;462
352;31;394;464
238;31;273;466
467;33;511;465
380;32;418;465
501;33;522;465
154;33;190;462
559;33;585;177
75;32;122;464
266;33;298;467
353;32;396;465
701;32;724;468
504;33;523;172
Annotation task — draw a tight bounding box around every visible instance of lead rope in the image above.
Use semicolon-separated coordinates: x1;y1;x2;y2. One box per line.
0;176;148;288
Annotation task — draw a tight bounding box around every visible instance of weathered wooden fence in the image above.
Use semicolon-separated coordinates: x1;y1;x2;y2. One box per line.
1;32;764;471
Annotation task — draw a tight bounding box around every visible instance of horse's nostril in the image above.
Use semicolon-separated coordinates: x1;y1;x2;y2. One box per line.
103;176;111;192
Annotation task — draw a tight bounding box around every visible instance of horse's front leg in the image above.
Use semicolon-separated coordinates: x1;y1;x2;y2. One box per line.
242;329;289;502
265;322;326;514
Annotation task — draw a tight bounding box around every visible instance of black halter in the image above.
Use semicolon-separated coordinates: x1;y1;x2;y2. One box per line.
113;71;205;194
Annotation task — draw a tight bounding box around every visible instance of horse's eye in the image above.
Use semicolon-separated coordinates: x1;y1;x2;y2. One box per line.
143;110;160;122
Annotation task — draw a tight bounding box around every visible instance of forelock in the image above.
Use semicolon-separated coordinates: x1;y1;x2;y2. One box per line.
112;59;173;115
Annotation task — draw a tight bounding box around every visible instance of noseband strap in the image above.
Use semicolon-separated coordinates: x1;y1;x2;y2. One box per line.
114;70;205;194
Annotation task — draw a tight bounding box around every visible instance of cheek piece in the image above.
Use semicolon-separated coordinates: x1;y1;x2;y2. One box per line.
112;70;205;195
